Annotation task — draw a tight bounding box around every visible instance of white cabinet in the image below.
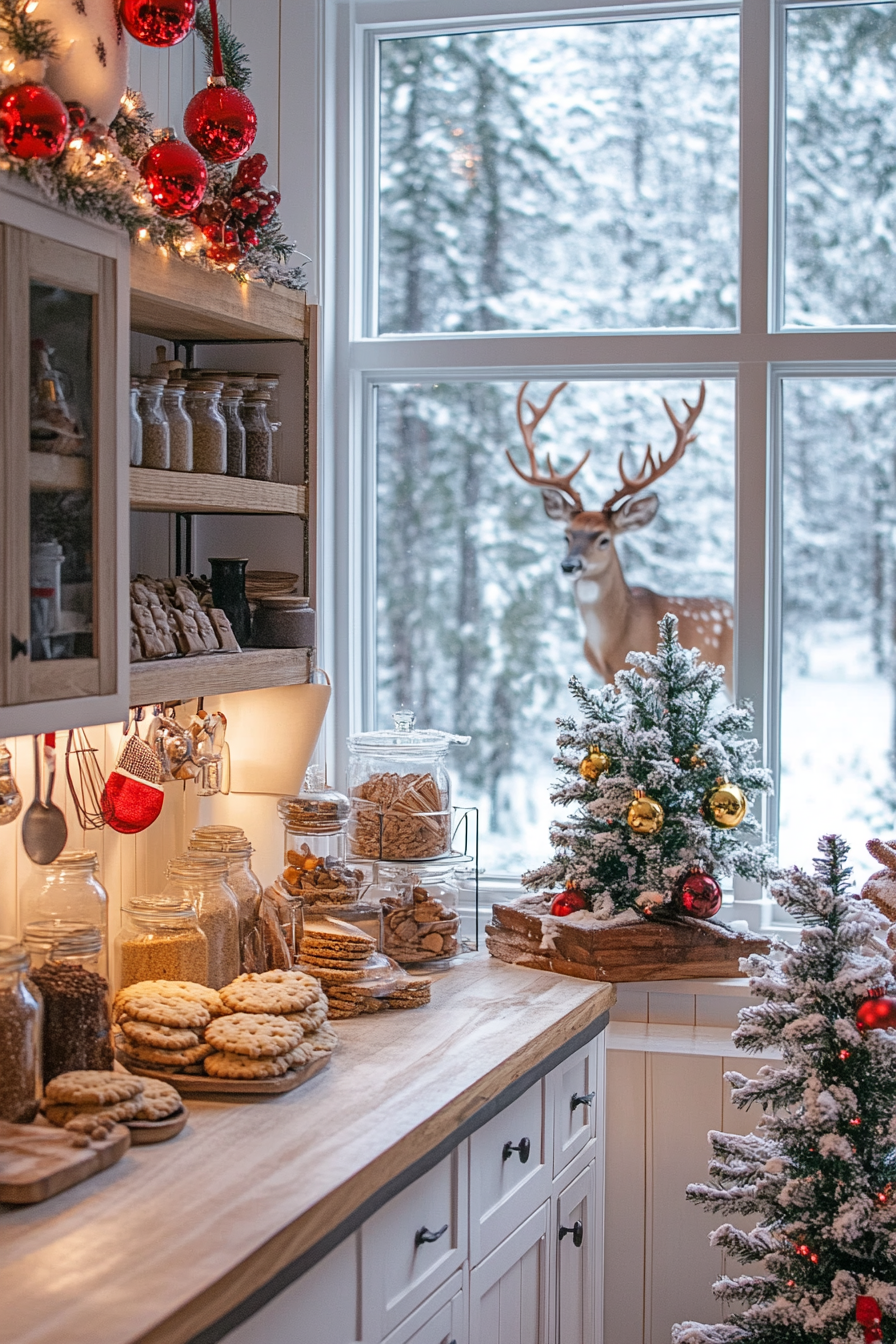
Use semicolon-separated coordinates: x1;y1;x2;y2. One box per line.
469;1202;551;1344
218;1234;361;1343
552;1041;598;1177
381;1272;467;1344
555;1163;597;1344
469;1077;551;1264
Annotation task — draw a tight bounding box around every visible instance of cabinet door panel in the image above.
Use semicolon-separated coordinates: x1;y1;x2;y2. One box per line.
469;1202;550;1344
469;1077;550;1264
556;1162;596;1344
362;1145;467;1341
551;1041;598;1177
218;1234;361;1343
382;1280;467;1344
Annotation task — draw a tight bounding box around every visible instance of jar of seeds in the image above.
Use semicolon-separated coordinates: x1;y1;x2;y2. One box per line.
185;380;227;474
115;895;209;990
162;854;240;989
163;379;193;472
241;390;274;481
129;378;142;466
137;377;170;470
221;387;246;477
23;922;112;1082
0;938;42;1123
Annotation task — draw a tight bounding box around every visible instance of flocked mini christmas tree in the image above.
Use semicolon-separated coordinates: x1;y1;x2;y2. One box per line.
523;613;772;919
674;835;896;1344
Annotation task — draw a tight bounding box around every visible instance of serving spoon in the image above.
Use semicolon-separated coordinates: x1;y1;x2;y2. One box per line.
21;733;67;865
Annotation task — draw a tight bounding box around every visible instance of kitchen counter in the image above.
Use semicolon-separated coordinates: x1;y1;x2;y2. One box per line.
0;955;614;1344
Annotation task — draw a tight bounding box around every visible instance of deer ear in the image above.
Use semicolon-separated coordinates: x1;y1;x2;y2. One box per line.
542;488;578;522
613;493;659;532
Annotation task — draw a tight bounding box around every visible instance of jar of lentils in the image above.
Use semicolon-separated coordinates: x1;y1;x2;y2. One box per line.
221;387;246;477
138;377;170;470
163;378;193;472
186;379;227;474
241;390;274;481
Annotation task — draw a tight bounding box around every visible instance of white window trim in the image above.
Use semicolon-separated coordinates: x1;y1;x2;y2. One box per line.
318;0;896;928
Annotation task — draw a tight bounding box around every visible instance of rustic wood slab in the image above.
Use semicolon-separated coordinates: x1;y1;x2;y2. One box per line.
0;1121;130;1205
487;902;770;982
0;955;613;1344
129;646;311;707
121;1055;330;1097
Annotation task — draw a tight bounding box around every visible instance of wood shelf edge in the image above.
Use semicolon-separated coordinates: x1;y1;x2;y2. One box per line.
129;468;306;516
129;648;311;705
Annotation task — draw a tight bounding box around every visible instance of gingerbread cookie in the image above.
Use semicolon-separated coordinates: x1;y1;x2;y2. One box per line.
44;1070;144;1108
205;1013;303;1059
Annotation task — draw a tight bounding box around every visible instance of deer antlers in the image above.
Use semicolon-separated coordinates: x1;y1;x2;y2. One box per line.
602;381;706;512
506;381;590;512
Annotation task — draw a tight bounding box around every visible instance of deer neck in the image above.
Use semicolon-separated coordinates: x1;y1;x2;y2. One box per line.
573;552;632;666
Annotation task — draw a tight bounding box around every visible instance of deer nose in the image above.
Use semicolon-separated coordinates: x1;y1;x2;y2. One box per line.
561;557;583;575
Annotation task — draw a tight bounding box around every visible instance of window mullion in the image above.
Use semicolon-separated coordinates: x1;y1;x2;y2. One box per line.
740;0;773;337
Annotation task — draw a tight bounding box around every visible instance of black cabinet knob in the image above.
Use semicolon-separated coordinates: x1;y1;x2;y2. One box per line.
559;1220;584;1248
502;1136;531;1164
10;635;28;661
414;1223;448;1248
571;1091;595;1112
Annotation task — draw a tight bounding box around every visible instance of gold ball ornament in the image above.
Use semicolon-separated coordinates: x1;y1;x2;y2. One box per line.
579;747;611;781
703;779;747;829
627;789;665;835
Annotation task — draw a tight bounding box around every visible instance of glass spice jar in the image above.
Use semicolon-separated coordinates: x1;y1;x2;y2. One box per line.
0;938;43;1123
186;379;227;474
188;828;264;973
129;377;143;466
221;387;246;477
115;896;209;991
241;390;274;481
137;377;170;470
163;854;240;989
19;850;109;977
23;922;113;1082
162;379;193;472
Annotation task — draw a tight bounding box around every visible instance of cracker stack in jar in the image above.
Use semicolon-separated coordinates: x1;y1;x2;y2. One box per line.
379;858;467;965
299;920;432;1018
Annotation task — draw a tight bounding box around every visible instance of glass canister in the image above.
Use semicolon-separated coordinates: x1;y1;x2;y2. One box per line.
137;376;170;469
347;712;470;861
0;938;43;1122
188;827;264;974
19;850;108;977
163;854;240;989
163;379;193;472
186;379;227;474
23;922;112;1081
129;377;142;466
115;895;209;991
241;390;274;481
378;857;465;966
221;386;246;477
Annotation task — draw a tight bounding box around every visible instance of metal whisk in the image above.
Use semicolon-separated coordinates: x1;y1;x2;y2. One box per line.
65;728;106;830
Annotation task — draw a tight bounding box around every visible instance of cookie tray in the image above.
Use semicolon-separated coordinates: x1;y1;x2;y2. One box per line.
126;1106;189;1144
120;1053;331;1097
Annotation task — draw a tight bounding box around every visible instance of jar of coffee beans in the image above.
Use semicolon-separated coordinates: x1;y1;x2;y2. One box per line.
23;922;112;1082
241;390;275;481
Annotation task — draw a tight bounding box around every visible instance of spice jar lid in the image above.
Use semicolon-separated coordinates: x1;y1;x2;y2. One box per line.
348;711;470;755
186;380;225;392
189;837;254;858
224;375;257;388
140;376;167;388
23;920;103;958
42;849;98;872
0;936;30;973
243;390;271;402
279;788;350;829
168;854;229;879
254;375;280;388
123;894;197;923
192;824;247;842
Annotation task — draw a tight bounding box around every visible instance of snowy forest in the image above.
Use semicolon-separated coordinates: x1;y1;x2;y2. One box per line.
374;6;896;877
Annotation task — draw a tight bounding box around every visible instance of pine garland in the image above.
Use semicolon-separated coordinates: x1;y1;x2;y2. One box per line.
195;2;252;93
0;0;56;61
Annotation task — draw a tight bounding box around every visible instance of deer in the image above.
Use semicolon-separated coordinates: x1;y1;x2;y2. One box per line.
506;380;734;692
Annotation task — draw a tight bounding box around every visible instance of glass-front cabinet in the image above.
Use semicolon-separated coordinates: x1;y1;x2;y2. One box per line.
0;190;128;736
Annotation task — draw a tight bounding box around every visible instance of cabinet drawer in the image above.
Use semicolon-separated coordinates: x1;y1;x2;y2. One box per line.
469;1077;550;1264
556;1162;597;1344
469;1202;550;1344
382;1273;466;1344
551;1039;598;1176
362;1145;467;1341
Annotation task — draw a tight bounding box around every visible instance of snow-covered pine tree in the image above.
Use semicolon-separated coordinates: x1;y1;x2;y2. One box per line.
522;613;772;917
674;834;896;1344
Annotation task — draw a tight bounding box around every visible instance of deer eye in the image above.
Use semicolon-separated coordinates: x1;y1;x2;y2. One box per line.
597;535;611;549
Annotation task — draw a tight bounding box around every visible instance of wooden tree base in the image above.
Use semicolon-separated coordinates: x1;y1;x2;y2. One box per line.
486;902;770;983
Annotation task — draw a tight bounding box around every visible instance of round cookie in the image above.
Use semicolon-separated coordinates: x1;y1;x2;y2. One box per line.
116;980;228;1015
304;1024;339;1057
132;1078;183;1121
119;1019;200;1050
205;1013;303;1059
44;1069;144;1107
219;971;319;1015
112;993;211;1030
44;1095;144;1126
117;1040;213;1068
204;1050;292;1080
283;1002;329;1031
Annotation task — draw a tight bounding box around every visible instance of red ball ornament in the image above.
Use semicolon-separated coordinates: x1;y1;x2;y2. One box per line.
65;102;89;135
673;868;723;920
184;78;257;164
0;83;69;160
205;230;246;266
550;885;587;917
140;133;207;217
119;0;196;47
856;989;896;1032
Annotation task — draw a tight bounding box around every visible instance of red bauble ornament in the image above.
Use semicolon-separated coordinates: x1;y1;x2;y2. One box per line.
205;230;246;266
140;133;207;217
856;989;896;1032
184;78;257;164
119;0;196;47
857;1296;883;1344
0;83;69;160
550;885;587;917
65;103;89;135
673;868;723;920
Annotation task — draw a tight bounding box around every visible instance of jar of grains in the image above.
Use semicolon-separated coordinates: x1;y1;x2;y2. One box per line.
137;377;170;470
0;938;43;1123
23;922;112;1082
188;827;264;973
19;850;108;977
115;895;209;990
129;377;142;466
162;379;193;472
241;390;274;481
221;387;246;477
186;380;227;473
163;854;240;988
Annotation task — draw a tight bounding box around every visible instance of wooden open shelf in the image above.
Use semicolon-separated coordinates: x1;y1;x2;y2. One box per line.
130;647;311;706
129;245;307;343
30;452;90;492
130;467;306;515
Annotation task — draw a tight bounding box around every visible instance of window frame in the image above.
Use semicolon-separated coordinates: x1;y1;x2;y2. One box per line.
320;0;896;927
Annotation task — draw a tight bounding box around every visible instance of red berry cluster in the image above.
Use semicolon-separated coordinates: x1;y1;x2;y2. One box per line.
192;153;280;264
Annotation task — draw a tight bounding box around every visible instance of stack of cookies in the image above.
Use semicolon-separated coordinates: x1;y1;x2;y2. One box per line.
40;1070;182;1141
113;981;228;1074
299;922;433;1018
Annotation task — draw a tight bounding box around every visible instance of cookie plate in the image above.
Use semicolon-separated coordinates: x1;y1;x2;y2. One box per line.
118;1053;331;1097
126;1106;189;1144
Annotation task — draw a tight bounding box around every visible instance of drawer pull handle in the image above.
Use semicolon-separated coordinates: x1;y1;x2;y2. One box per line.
502;1136;531;1164
571;1091;595;1112
415;1223;448;1248
559;1220;584;1248
10;635;28;661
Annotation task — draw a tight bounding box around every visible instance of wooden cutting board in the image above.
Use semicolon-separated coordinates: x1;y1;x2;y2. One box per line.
0;1120;130;1205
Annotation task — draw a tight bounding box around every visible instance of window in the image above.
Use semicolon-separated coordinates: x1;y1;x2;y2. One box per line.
326;0;896;910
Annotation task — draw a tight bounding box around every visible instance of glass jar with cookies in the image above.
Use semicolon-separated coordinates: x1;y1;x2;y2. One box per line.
346;712;469;862
377;857;468;966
